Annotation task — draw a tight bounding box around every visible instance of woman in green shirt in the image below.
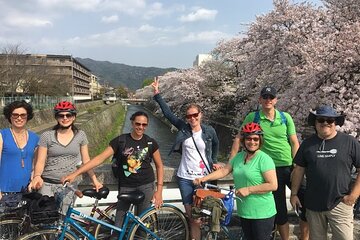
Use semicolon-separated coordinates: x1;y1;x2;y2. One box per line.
194;122;277;240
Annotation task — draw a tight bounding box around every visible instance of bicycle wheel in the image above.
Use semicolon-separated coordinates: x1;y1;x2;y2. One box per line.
204;231;218;240
94;203;117;239
17;229;76;240
128;204;190;240
0;218;24;240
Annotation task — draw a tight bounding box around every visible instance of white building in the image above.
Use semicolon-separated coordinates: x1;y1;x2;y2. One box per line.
193;54;213;67
89;74;102;99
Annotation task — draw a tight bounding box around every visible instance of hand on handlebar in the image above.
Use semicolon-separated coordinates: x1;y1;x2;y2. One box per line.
193;178;205;186
61;173;77;186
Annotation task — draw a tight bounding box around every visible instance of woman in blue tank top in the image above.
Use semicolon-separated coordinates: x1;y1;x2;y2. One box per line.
0;101;39;201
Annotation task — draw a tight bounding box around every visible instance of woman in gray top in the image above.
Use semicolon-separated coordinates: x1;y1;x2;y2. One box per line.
29;101;102;213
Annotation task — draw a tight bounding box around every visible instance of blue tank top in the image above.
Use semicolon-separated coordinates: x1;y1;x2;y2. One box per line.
0;128;39;192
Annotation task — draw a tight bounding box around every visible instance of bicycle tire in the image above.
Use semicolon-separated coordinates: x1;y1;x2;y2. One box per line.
128;204;190;240
17;229;77;240
204;231;218;240
0;218;24;239
94;203;117;239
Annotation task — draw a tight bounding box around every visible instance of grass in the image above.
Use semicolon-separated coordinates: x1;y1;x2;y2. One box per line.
89;106;126;159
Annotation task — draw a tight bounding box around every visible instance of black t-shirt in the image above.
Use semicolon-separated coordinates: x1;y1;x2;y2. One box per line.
294;132;360;211
109;133;159;187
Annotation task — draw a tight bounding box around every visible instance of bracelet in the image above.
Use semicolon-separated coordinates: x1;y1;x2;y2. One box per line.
291;193;297;196
157;183;163;186
33;175;41;178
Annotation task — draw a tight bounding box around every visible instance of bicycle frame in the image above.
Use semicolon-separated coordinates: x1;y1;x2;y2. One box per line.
73;200;116;232
58;205;161;240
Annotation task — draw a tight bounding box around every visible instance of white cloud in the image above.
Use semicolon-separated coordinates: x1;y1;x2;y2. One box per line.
5;14;52;28
36;0;146;14
179;8;217;22
181;30;230;44
138;24;158;32
101;15;119;23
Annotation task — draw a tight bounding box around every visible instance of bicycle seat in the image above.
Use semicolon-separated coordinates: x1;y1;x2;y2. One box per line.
82;187;110;200
118;191;145;205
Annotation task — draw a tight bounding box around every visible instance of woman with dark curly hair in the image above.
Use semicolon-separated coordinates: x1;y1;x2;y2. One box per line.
0;101;39;200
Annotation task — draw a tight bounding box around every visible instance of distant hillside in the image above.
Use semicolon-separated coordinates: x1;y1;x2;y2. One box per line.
76;58;177;91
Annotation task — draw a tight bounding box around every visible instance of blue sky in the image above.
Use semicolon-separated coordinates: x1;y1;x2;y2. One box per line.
0;0;322;69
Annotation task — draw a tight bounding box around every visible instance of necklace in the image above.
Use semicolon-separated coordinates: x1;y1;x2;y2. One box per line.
10;128;28;168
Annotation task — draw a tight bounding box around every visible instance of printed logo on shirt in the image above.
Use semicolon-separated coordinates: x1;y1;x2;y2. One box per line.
122;146;148;177
316;148;337;158
186;169;206;177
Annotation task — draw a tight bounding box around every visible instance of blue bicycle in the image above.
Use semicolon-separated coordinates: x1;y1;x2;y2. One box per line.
18;183;190;240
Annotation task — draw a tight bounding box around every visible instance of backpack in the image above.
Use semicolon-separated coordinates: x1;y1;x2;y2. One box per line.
253;110;290;142
253;110;287;126
111;134;153;178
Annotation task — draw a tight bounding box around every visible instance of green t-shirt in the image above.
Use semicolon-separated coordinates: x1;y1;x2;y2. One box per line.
230;150;276;219
242;110;296;167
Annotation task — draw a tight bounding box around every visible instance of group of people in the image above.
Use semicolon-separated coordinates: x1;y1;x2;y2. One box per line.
0;79;359;240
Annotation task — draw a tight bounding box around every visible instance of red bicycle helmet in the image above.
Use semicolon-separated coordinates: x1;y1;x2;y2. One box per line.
53;101;77;115
241;122;263;136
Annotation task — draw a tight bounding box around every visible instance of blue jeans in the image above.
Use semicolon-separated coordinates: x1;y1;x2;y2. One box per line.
177;177;199;205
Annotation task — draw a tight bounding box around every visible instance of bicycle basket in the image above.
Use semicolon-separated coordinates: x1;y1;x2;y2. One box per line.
29;195;60;224
193;189;225;208
221;191;234;226
0;192;27;214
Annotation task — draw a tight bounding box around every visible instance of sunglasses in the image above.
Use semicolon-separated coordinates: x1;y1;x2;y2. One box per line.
134;122;148;127
11;113;28;119
186;112;200;119
245;137;260;142
56;113;74;119
316;118;335;124
261;94;275;100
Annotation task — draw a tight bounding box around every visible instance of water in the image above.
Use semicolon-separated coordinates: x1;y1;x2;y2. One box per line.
121;104;180;168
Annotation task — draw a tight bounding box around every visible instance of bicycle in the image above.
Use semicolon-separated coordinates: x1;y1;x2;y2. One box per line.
194;183;245;240
18;182;190;240
0;187;117;240
0;192;34;240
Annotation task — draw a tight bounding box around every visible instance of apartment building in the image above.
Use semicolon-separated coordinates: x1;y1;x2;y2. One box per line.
90;74;102;99
0;54;93;100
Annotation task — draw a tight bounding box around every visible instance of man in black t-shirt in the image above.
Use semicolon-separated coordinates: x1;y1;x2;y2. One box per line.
290;105;360;240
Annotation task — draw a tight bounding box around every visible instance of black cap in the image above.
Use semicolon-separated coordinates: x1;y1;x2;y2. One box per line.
260;86;277;97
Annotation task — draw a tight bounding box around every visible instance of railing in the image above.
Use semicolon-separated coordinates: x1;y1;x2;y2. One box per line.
0;95;73;109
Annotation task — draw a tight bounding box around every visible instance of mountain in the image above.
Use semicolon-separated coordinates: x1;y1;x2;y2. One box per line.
76;58;177;91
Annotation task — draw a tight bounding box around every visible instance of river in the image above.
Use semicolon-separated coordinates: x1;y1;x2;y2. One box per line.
121;104;181;168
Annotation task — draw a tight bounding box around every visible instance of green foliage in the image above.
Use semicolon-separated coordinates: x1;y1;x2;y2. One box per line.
142;78;153;88
89;106;126;158
76;58;177;90
116;86;128;98
87;106;101;114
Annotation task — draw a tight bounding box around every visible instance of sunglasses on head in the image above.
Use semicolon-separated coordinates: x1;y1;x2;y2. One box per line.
56;113;74;119
316;118;335;124
261;94;275;100
186;112;200;119
245;136;260;142
134;122;148;127
11;113;27;119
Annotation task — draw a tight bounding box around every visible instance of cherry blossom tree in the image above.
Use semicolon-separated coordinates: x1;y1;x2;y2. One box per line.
138;0;360;139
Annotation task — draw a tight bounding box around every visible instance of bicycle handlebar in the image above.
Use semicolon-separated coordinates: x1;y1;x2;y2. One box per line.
202;182;242;202
63;182;83;198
